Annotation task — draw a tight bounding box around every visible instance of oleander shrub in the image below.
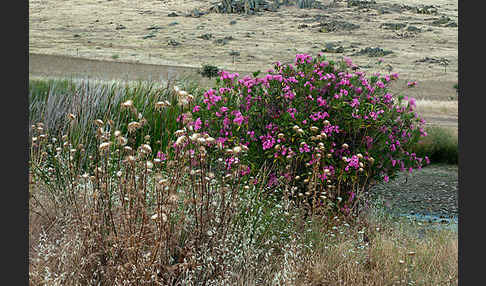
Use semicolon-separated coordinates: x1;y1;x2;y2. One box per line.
181;53;429;215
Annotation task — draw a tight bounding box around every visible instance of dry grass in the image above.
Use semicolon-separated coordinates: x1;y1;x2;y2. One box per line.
300;222;458;285
29;0;458;83
29;82;457;285
414;99;457;117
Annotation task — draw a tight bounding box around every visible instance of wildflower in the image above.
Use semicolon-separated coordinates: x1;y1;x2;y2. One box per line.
157;151;167;161
194;117;202;131
407;80;417;87
384;175;389;183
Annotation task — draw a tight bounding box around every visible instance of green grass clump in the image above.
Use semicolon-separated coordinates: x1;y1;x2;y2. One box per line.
412;126;458;165
29;77;204;167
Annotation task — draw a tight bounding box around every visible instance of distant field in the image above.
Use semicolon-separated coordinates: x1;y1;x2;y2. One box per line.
29;0;457;84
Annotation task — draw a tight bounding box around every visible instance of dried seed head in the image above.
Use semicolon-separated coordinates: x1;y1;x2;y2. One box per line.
94;119;104;127
118;136;128;146
146;161;154;169
342;143;349;149
233;146;242;154
323;120;330;126
127;121;141;132
144;135;151;141
206;137;215;144
155;101;169;110
174;129;186;137
67;113;76;120
126;155;136;163
114;130;121;137
99;142;111;151
178;90;188;97
197;137;207;145
122;100;133;108
140;144;152;154
357;153;363;159
174;135;187;147
278;133;285;139
189;133;200;141
310;126;319;133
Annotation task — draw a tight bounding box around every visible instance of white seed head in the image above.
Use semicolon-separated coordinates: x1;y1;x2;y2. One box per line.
127;121;141;132
140;144;152;154
175;135;187;146
122;100;133;108
99;142;111;151
174;129;186;137
94;119;104;127
189;133;200;141
146;161;154;169
197;137;207;145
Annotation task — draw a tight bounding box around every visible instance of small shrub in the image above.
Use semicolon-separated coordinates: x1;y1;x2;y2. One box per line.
199;64;220;79
185;53;429;215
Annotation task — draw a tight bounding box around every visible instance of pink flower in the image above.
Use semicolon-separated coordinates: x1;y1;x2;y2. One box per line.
194;117;202;131
407;81;417;87
192;105;200;113
157;151;167;161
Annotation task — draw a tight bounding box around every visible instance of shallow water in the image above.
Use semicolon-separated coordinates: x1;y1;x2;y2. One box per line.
399;213;458;232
